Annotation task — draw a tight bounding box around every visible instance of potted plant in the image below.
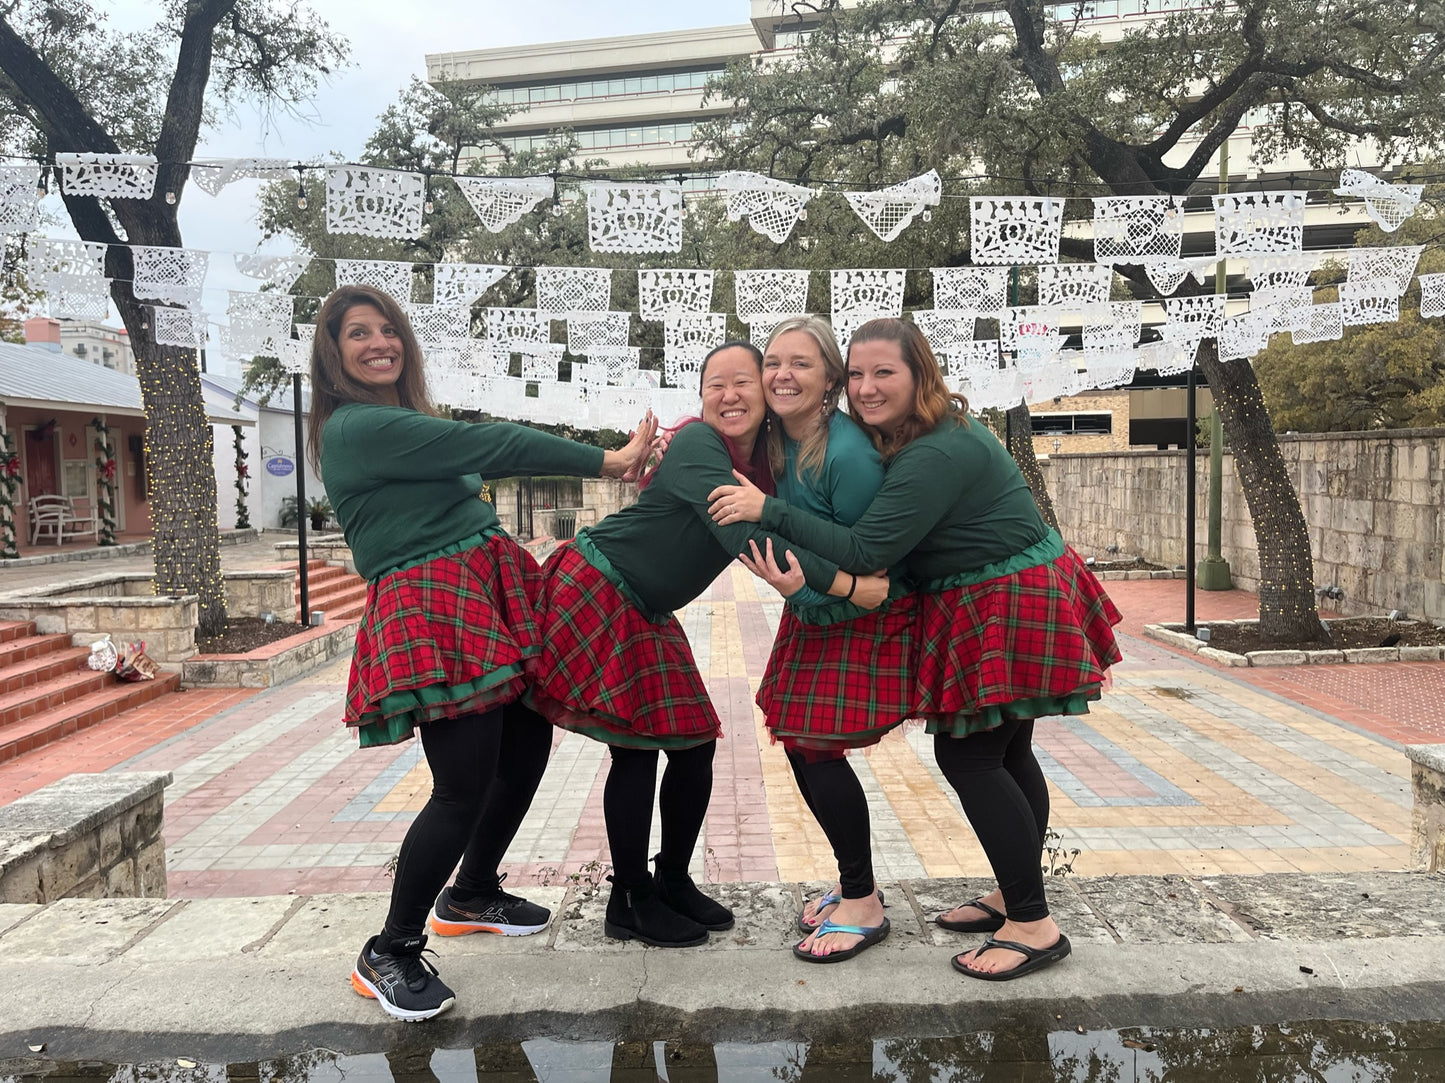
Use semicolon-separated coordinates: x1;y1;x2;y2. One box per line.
307;497;333;532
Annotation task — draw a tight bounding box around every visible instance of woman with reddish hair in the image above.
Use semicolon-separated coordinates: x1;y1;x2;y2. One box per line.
712;318;1121;980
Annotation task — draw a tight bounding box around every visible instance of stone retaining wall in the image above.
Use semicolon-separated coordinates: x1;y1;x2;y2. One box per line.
182;618;359;688
1041;427;1445;621
223;570;294;618
1407;745;1445;872
0;772;171;902
0;571;300;665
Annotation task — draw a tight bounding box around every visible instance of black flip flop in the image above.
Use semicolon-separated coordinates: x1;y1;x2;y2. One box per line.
933;896;1006;933
952;933;1072;981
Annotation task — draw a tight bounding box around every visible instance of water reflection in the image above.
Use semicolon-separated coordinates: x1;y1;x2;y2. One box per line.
3;1021;1443;1083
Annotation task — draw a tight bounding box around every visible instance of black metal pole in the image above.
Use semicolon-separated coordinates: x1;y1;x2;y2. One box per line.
293;372;309;626
1185;360;1197;634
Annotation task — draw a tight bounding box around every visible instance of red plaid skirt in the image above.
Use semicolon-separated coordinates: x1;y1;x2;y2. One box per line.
345;533;544;744
528;543;721;749
916;546;1122;734
757;595;918;751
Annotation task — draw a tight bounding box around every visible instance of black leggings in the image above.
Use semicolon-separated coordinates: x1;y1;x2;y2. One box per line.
933;719;1051;923
603;741;716;886
786;749;875;900
452;701;554;898
380;701;553;946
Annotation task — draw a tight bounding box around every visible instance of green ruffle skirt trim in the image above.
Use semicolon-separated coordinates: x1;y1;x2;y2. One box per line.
356;663;526;747
919;530;1065;592
924;685;1102;738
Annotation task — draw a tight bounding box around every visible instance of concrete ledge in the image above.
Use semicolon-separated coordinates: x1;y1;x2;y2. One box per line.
0;871;1440;1059
1144;619;1445;667
0;528;258;569
0;772;172;903
1407;744;1445;872
182;617;360;688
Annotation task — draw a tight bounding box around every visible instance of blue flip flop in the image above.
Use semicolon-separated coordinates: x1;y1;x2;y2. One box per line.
796;889;886;934
792;917;891;963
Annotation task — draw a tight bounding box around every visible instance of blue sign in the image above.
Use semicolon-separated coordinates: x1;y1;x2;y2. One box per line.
265;456;295;477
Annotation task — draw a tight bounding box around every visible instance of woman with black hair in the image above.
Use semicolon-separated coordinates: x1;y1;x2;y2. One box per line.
528;341;886;948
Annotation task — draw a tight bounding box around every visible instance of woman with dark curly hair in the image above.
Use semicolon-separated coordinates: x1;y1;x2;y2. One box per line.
310;285;654;1020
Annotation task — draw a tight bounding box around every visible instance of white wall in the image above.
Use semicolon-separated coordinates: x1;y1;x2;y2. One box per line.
257;408;325;529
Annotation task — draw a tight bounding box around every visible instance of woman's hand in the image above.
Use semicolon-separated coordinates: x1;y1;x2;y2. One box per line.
601;411;658;481
849;570;890;610
738;538;805;597
708;470;765;524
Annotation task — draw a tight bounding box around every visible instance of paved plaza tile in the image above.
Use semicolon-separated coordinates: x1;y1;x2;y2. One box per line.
0;566;1435;897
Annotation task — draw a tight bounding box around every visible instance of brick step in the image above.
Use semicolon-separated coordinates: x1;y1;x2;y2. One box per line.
0;620;37;644
0;667;114;729
307;578;368;605
301;594;367;620
0;671;182;764
0;645;93;695
0;632;78;669
296;565;348;588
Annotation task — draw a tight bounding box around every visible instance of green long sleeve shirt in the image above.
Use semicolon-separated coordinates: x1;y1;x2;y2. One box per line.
584;422;840;615
760;414;1049;583
777;411;888;616
321;402;604;581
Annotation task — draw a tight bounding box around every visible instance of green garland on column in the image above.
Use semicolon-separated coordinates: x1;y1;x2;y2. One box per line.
232;425;251;529
0;428;20;559
91;416;118;546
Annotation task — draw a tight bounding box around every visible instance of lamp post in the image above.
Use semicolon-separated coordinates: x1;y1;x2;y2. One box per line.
1199;140;1234;591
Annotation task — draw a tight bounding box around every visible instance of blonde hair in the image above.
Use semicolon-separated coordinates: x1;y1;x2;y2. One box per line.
846;318;969;461
762;316;846;482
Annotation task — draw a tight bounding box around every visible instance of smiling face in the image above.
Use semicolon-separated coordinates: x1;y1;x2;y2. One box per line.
847;337;917;435
338;304;404;402
700;345;767;455
763;329;836;437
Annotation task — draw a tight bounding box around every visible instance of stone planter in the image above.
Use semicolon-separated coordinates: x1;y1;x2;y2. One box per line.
1144;618;1445;667
0;570;299;666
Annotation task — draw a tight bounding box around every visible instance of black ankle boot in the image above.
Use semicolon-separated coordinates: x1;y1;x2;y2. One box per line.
604;874;709;947
652;855;735;931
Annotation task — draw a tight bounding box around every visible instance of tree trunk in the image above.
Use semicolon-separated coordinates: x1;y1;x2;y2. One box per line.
1003;403;1060;533
1194;340;1325;643
118;298;226;636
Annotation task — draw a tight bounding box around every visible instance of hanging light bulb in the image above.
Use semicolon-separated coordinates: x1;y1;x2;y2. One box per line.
552;200;563;217
164;190;177;205
424;196;435;213
922;209;933;222
798;207;807;221
296;182;308;210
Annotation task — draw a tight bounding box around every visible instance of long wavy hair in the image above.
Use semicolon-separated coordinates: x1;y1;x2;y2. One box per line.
762;315;847;483
306;285;437;472
846;318;969;462
640;341;776;495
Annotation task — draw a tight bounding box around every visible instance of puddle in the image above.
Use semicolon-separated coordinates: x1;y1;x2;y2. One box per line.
5;1020;1445;1081
1153;687;1195;700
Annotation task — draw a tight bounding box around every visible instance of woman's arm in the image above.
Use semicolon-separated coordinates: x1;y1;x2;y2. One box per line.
740;539;889;610
663;425;844;593
341;405;652;482
708;444;954;572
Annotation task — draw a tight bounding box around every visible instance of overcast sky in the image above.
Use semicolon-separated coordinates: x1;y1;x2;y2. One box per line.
48;0;744;370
